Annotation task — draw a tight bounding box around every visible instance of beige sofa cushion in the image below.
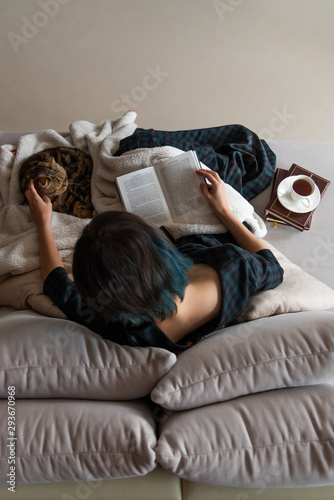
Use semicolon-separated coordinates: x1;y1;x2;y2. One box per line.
0;399;156;484
156;384;334;487
151;311;334;410
235;242;334;322
0;310;176;400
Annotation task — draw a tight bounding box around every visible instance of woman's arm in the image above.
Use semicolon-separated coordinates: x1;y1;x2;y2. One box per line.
25;179;64;281
196;169;268;253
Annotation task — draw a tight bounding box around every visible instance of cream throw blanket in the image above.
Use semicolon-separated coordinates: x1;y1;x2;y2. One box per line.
0;111;267;317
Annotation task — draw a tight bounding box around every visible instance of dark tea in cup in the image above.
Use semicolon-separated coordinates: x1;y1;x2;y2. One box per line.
289;175;316;208
292;178;313;196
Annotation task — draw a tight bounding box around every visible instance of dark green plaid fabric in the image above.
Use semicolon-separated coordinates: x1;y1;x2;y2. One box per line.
43;235;283;355
114;124;276;200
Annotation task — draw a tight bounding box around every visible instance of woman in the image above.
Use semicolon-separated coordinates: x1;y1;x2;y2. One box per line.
25;169;283;354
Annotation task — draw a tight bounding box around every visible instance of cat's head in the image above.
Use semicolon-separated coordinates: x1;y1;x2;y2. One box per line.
20;157;68;198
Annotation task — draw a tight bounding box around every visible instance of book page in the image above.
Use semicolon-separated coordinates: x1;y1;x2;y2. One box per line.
116;167;173;226
155;151;213;223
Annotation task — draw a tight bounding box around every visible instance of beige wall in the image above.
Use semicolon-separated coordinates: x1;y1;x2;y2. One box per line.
1;0;333;141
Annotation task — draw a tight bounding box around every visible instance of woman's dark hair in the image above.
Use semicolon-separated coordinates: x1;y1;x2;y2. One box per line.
72;211;193;327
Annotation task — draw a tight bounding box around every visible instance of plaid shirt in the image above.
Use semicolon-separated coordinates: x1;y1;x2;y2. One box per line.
114;124;276;201
43;234;283;354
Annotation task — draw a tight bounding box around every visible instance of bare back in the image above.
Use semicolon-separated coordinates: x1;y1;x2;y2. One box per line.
155;264;222;343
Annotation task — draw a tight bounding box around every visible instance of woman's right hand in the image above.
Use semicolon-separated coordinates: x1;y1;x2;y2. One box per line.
25;179;53;230
196;169;231;218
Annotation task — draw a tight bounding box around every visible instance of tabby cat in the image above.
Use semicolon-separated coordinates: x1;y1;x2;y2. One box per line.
20;147;94;218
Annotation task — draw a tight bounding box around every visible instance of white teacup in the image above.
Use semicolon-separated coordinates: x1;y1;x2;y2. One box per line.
289;175;316;208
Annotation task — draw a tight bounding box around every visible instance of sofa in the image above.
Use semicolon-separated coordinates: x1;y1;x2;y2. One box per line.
0;131;333;499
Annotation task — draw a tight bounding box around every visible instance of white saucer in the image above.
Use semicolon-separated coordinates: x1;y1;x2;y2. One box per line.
277;177;321;213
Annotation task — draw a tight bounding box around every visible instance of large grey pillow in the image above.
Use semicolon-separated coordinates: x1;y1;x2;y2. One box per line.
0;309;176;400
156;384;334;487
151;311;334;410
0;398;156;484
234;242;334;322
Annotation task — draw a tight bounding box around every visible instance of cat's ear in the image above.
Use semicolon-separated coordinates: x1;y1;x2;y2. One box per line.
36;176;49;192
38;178;46;186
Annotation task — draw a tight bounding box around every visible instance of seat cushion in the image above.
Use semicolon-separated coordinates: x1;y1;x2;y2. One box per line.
156;384;334;487
0;398;156;484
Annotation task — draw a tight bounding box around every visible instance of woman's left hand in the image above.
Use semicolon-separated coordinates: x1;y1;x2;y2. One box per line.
196;169;230;217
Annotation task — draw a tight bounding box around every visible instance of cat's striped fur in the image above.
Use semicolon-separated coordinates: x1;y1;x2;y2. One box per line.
20;147;94;218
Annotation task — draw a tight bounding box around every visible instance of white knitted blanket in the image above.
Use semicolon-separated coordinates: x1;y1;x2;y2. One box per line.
0;111;266;315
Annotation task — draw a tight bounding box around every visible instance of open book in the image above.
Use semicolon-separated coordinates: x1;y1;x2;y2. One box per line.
115;150;220;226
